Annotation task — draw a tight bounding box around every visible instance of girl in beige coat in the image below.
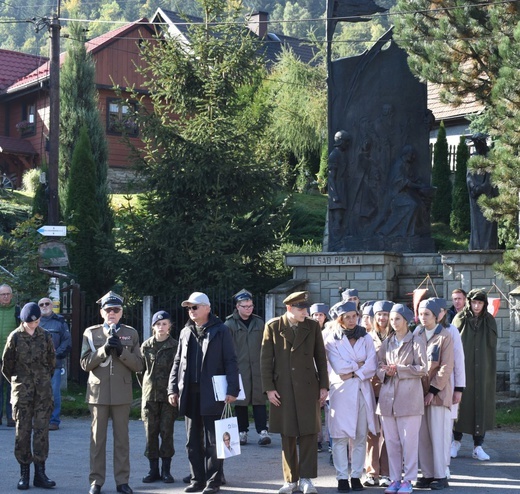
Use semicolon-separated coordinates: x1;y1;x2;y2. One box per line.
376;304;427;494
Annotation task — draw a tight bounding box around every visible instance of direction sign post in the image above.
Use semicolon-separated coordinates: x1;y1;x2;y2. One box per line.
37;225;67;237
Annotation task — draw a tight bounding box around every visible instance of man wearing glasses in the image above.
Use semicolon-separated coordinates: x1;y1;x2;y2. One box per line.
168;292;239;494
0;283;19;427
80;291;143;494
225;289;270;446
38;297;72;431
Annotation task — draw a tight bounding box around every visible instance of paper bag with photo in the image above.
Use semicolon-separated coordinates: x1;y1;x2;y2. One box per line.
215;403;241;459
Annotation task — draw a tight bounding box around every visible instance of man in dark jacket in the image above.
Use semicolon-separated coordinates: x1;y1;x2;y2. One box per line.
168;292;239;494
38;297;72;430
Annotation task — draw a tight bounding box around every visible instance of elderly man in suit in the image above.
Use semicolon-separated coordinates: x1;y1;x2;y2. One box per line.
261;291;329;494
80;291;143;494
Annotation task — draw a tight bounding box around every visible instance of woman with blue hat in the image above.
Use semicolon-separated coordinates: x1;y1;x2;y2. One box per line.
324;301;378;493
376;304;427;494
426;298;466;474
364;300;394;488
138;311;179;484
413;299;454;490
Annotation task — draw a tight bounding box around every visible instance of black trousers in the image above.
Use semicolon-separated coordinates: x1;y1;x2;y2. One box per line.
235;404;268;434
453;430;485;446
185;389;222;487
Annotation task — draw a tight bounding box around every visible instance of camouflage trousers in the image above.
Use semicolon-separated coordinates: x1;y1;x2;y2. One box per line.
142;400;178;459
13;396;53;464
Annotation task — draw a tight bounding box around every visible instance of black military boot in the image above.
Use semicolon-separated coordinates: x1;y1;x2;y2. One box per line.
142;458;160;483
161;457;174;483
33;462;56;488
17;463;30;490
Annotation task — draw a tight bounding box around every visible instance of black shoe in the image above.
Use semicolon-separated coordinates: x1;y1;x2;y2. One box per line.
33;463;56;489
351;478;364;491
338;479;350;492
116;484;133;494
430;478;449;490
185;482;205;493
17;464;30;490
202;486;220;494
89;485;101;494
183;475;192;484
415;477;434;489
143;459;160;483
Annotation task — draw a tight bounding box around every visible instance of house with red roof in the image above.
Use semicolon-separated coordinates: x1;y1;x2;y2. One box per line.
0;18;157;189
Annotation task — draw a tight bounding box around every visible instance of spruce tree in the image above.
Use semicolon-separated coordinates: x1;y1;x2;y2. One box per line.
450;136;470;235
65;126;101;304
431;122;452;224
60;22;116;294
118;0;286;295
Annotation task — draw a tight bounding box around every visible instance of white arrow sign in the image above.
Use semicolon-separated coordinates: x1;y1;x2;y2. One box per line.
37;225;67;237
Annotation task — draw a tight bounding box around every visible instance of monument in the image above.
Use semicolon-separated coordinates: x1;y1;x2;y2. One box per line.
326;9;436;253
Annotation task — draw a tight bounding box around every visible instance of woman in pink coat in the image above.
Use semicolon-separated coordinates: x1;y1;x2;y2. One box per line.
376;304;427;494
324;301;378;493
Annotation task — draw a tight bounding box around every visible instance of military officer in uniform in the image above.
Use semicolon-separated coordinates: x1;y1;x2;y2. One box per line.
80;292;143;494
2;302;56;490
261;291;329;494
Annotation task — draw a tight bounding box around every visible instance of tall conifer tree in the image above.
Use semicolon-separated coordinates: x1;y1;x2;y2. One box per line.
431;122;452;224
450;136;470;235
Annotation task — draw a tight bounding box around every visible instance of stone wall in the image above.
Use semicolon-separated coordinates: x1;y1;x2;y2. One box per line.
274;250;514;391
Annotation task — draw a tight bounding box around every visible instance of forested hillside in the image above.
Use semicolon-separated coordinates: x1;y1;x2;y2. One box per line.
0;0;395;56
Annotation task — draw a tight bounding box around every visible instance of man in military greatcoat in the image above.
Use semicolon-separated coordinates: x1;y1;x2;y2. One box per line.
261;291;329;494
80;291;143;494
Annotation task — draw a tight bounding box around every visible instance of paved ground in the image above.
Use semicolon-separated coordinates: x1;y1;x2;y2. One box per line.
1;417;519;494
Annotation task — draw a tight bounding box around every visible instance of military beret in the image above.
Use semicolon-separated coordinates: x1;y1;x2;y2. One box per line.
428;297;448;310
341;288;359;300
419;299;440;317
334;301;358;317
310;303;329;316
283;291;311;308
97;290;123;308
152;310;171;326
20;302;41;322
390;303;414;322
373;300;394;314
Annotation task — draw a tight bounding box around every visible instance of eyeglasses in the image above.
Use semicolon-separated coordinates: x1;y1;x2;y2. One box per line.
39;302;52;307
239;305;254;310
186;305;199;311
104;307;121;314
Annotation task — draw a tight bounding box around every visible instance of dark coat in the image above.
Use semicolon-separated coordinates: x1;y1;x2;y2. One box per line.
260;314;329;436
225;310;265;406
453;307;497;435
168;313;239;417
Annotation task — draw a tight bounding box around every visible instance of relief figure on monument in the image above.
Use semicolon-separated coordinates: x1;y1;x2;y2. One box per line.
328;130;351;240
466;133;498;250
376;145;435;237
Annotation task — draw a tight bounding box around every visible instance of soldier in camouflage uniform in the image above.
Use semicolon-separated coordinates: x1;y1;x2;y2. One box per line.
1;302;56;490
137;310;179;484
80;291;143;494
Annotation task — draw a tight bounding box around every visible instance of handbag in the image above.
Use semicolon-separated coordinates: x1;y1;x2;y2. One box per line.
215;402;241;459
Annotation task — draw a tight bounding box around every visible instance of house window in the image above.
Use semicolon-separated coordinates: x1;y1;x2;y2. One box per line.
107;99;138;136
16;103;36;137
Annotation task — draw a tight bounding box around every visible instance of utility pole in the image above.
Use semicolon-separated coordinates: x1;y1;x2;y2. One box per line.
48;10;61;225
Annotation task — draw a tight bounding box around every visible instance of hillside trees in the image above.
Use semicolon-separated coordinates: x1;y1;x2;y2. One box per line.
117;0;286;295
